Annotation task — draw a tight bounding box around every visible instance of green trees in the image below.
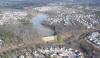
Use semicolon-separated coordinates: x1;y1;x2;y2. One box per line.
0;30;16;43
0;31;15;39
20;19;31;25
57;35;62;44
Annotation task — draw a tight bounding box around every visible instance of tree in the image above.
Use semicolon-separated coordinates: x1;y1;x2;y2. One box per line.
20;18;31;25
57;35;62;45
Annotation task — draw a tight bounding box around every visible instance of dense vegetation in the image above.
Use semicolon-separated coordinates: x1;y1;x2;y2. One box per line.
57;35;62;44
0;30;16;44
0;31;15;39
20;19;31;25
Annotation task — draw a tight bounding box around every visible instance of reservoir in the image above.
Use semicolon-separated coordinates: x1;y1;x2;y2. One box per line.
31;13;54;37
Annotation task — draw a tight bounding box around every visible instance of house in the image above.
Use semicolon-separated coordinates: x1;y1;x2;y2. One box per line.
0;39;2;46
48;52;56;57
57;52;64;56
18;55;24;58
62;56;69;58
0;36;2;46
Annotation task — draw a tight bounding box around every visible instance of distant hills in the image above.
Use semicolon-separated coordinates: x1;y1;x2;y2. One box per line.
0;0;100;9
1;0;100;2
74;0;100;2
0;0;71;9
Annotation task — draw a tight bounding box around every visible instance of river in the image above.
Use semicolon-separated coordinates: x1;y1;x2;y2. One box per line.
31;13;54;37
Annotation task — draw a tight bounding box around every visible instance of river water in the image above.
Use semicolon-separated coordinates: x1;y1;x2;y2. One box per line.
31;13;54;37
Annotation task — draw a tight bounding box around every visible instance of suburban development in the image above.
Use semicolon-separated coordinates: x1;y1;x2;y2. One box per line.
0;0;100;58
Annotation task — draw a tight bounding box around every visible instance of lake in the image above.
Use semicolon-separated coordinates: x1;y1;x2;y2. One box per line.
31;13;54;37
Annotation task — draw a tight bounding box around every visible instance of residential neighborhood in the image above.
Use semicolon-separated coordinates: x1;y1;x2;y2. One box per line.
33;46;84;58
0;0;100;58
0;10;28;25
46;11;98;29
87;31;100;47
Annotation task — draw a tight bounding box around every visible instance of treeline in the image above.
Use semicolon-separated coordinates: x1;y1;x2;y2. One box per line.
0;19;41;49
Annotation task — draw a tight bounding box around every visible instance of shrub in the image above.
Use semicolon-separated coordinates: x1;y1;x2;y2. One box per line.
57;35;62;43
20;19;31;25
